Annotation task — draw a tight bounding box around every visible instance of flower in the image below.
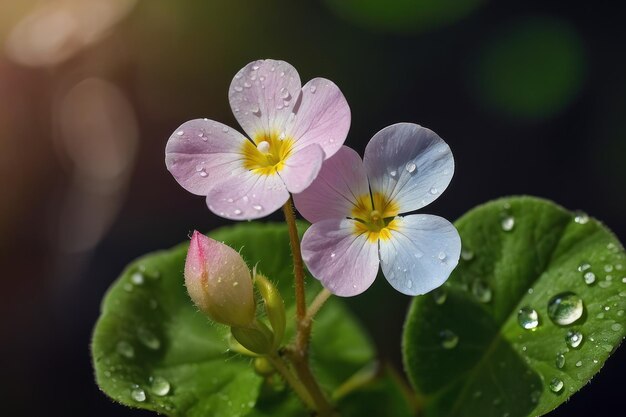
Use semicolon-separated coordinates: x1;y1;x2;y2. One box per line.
184;231;256;327
165;59;351;220
293;123;461;296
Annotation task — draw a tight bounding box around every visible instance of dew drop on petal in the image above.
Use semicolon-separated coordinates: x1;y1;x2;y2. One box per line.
429;187;438;195
233;209;242;215
199;171;208;178
501;216;515;231
252;204;263;211
390;170;397;177
330;252;336;258
549;378;564;393
439;329;459;349
405;162;416;173
256;141;270;153
234;85;243;92
547;292;584;325
565;330;583;348
518;307;539;330
309;85;317;94
176;131;184;136
279;87;290;99
222;126;229;133
150;376;171;396
438;251;447;261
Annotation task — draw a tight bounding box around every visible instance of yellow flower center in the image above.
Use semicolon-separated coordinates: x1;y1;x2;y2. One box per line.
351;192;400;242
241;131;294;176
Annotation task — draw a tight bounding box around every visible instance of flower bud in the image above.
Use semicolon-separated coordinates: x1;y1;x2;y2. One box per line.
231;320;274;354
184;231;255;327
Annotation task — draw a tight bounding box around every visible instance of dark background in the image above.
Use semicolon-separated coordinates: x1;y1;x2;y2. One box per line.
1;0;624;415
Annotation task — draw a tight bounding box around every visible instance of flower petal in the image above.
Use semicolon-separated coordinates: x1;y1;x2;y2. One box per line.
229;59;302;140
301;219;380;297
206;171;289;220
378;214;461;296
285;78;351;158
165;119;248;195
363;123;454;213
293;146;370;223
278;144;325;194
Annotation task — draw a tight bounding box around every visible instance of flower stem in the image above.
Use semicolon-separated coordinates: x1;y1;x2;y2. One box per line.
282;198;306;322
266;354;315;410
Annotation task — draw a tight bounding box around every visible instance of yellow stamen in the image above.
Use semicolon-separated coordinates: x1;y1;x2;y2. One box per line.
351;192;401;243
241;131;294;176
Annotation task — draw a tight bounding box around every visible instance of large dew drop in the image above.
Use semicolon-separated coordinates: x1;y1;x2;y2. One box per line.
547;292;584;325
439;329;459;349
518;307;539;330
131;387;146;402
150;376;171;396
501;216;515;231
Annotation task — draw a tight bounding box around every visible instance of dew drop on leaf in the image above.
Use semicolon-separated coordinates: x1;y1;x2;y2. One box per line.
573;211;589;224
549;378;564;393
131;387;146;402
555;353;565;369
150;376;171;396
137;327;161;350
517;307;539;330
439;329;459;349
501;216;515;231
432;288;447;305
471;279;492;303
565;330;583;348
116;341;135;358
461;248;474;261
583;271;596;285
547;292;584;325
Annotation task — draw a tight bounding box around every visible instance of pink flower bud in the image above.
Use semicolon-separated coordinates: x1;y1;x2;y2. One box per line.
184;231;255;327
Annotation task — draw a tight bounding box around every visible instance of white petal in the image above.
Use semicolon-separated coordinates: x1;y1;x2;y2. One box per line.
379;214;461;295
364;123;454;213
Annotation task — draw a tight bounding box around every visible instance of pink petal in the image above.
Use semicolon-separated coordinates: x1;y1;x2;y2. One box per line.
301;219;380;297
363;123;454;213
285;78;351;159
165;119;247;195
278;144;325;193
229;59;302;140
206;171;289;220
293;146;370;223
378;214;461;296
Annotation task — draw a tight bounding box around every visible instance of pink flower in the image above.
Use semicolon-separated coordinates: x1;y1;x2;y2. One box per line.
293;123;461;297
165;59;351;220
185;231;256;327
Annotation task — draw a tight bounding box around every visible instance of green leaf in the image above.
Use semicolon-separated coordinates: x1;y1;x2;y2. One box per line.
92;222;374;416
403;196;626;417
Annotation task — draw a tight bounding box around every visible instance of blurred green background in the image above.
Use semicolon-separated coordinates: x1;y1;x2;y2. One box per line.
0;1;624;415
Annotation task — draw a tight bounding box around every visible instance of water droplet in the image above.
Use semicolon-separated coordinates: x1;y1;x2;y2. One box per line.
309;85;317;93
243;81;252;88
429;187;438;195
575;360;583;367
471;279;492;303
518;307;539;330
407;280;413;289
549;378;564;393
547;292;584;325
574;211;589;224
131;272;144;286
501;216;515;231
234;85;243;92
604;264;614;273
176;131;184;136
279;87;290;99
222;126;229;133
432;288;447;305
150;376;171;396
199;171;208;178
556;353;565;369
390;170;397;177
611;323;623;332
598;281;612;288
116;341;134;358
438;251;447;261
405;162;416;173
577;262;591;272
233;209;242;215
461;248;474;261
530;390;541;404
252;204;263;211
584;271;596;285
137;327;160;350
566;330;583;348
131;387;146;402
439;329;459;349
252;105;261;116
256;141;270;153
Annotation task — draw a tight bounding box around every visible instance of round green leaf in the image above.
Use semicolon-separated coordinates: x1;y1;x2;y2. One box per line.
92;222;374;416
403;196;626;417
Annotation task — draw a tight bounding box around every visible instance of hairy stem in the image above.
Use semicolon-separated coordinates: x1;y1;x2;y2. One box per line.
266;354;315;410
282;198;306;322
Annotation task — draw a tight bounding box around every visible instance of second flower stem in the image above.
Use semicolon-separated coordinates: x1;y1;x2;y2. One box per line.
282;198;306;323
